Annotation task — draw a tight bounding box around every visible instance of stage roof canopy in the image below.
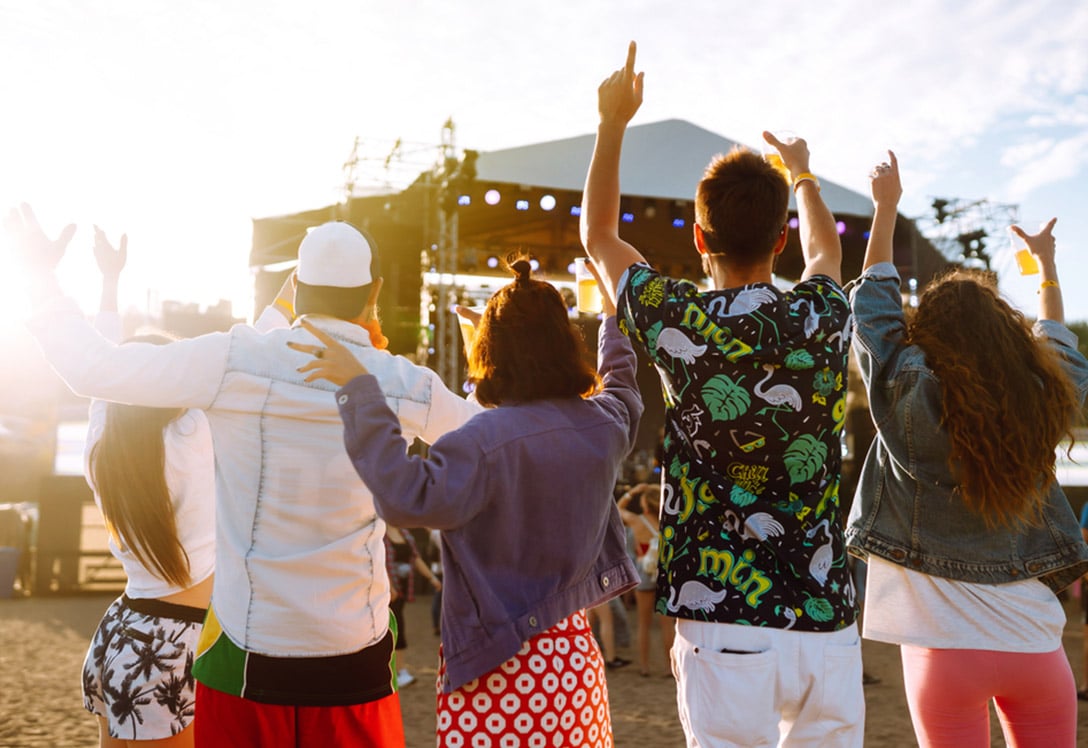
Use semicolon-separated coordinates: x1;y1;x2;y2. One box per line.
472;119;875;217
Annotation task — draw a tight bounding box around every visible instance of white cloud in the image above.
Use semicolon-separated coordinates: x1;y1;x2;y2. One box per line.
1005;130;1088;199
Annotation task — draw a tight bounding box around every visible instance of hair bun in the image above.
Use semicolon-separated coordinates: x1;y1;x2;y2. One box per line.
511;259;532;284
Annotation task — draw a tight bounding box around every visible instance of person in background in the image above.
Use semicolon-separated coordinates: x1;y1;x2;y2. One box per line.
291;257;642;747
616;482;674;678
581;43;862;746
848;152;1088;747
384;525;441;688
78;227;289;747
589;597;631;670
12;208;480;748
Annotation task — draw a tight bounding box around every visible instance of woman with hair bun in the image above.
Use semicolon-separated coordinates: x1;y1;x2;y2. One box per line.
847;152;1088;747
291;257;642;747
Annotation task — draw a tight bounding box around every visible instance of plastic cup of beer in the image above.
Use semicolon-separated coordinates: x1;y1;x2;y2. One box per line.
760;130;796;179
1009;224;1041;275
574;258;603;314
455;307;482;354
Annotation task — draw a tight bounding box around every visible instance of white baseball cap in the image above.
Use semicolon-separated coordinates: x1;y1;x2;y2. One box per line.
297;221;374;287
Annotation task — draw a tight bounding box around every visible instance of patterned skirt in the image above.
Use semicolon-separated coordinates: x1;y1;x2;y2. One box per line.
436;610;613;748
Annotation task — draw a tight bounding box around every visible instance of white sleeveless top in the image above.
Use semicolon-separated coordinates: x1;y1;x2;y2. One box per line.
83;312;215;599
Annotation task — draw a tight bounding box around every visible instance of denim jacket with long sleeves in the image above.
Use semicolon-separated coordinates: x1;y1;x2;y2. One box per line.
335;316;643;691
845;262;1088;592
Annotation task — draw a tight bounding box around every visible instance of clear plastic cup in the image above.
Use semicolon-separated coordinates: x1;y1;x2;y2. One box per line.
1009;224;1041;275
1014;248;1040;275
455;307;483;354
760;130;796;179
574;258;603;314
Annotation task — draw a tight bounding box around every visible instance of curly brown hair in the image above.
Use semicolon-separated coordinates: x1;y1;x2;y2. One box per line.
907;268;1078;527
468;257;600;406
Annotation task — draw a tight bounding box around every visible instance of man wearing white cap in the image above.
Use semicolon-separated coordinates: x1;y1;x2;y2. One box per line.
16;212;481;747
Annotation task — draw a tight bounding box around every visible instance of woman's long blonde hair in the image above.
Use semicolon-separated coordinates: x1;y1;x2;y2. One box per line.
907;269;1078;527
88;334;190;587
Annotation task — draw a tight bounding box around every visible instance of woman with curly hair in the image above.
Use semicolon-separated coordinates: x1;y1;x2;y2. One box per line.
290;257;642;748
846;153;1088;747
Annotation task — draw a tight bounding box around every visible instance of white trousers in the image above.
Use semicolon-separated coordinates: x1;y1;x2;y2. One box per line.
672;619;864;748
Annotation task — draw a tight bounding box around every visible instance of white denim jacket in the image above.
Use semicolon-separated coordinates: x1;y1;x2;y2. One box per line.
29;299;481;657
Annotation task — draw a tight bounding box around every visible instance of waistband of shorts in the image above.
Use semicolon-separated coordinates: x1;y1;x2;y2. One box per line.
122;594;207;624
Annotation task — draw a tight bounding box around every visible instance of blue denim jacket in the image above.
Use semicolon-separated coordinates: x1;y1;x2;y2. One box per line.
846;263;1088;592
336;316;643;691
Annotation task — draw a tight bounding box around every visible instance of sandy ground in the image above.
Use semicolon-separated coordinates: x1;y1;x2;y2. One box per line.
2;591;1087;747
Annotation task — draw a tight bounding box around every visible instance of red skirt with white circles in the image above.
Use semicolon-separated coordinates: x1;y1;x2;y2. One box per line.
435;610;613;748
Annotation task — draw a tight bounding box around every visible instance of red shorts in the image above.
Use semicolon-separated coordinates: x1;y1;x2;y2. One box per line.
194;682;405;748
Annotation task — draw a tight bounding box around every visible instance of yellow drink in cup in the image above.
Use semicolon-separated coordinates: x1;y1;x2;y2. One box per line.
1014;248;1040;275
574;258;603;314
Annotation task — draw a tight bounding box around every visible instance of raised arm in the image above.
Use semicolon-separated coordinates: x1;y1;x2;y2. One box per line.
861;152;902;271
93;225;127;315
6;202;75;303
580;41;648;306
1010;218;1063;324
765;133;843;283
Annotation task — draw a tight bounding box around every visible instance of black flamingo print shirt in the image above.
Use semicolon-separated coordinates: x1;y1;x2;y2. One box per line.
619;263;858;631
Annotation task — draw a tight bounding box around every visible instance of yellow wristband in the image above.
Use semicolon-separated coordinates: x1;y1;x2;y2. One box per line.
1039;280;1059;292
274;298;295;318
792;173;820;192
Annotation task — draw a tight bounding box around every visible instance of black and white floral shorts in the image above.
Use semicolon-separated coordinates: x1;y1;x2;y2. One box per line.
82;594;206;740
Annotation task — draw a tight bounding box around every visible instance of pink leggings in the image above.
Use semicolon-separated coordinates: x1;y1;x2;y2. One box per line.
900;645;1076;748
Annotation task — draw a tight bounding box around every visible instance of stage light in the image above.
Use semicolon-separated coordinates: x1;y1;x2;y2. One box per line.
457;195;471;206
485;189;501;205
863;230;871;239
570;205;582;217
669;201;687;228
530;259;540;271
540;194;556;211
789;217;799;229
567;260;578;275
621;212;634;223
836;221;846;235
516;199;529;211
487;256;500;268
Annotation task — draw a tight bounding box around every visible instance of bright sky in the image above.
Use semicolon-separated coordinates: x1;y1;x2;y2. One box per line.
2;0;1087;325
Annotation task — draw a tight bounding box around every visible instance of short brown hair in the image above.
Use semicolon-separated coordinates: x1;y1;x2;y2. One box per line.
468;258;599;406
695;147;790;264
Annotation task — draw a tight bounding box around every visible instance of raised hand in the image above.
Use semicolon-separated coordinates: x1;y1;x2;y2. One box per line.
763;132;811;182
598;41;644;127
1010;217;1058;268
288;319;370;386
93;225;128;280
868;151;902;209
4;203;76;273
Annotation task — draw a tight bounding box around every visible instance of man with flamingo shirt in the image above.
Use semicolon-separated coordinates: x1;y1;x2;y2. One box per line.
580;43;862;746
